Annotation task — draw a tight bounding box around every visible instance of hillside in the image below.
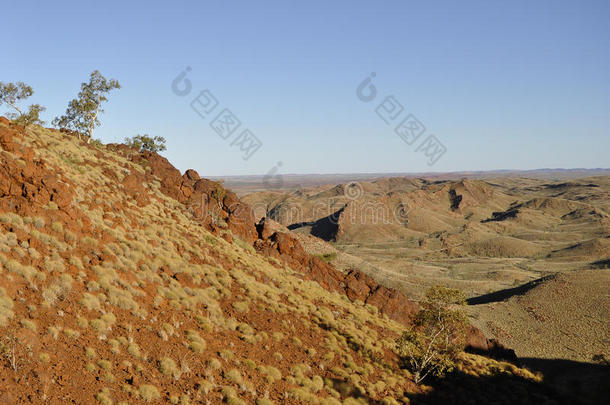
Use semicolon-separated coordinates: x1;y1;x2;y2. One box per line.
0;119;583;404
468;269;610;363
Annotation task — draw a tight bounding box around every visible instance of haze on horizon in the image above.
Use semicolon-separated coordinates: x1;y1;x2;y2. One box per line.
3;0;609;176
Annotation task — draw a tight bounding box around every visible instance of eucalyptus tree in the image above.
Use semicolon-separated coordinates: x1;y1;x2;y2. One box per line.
53;70;120;141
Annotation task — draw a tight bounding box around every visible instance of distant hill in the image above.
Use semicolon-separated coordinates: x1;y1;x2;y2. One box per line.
242;176;609;264
213;169;610;195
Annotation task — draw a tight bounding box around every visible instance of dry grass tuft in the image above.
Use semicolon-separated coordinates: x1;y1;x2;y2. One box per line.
159;356;181;380
138;384;161;402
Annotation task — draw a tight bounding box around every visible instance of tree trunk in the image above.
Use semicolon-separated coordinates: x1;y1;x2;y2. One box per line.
7;102;23;116
414;370;421;384
88;106;99;144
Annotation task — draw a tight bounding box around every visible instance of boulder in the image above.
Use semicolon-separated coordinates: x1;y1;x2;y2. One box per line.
183;169;200;181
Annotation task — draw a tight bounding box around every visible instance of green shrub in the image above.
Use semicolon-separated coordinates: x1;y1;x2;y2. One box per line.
124;134;167;153
396;286;467;384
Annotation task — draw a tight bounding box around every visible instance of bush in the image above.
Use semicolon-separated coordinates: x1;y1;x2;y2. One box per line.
395;286;467;384
0;82;46;126
206;358;221;370
14;104;46;127
20;319;36;331
316;252;337;263
124;134;167;153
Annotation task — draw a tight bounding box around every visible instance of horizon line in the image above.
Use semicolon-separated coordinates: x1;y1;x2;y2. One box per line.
207;167;610;179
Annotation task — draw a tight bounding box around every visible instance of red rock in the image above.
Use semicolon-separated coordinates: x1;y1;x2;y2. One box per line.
256;217;290;240
464;325;517;361
122;173;149;206
344;272;372;302
183;169;200;181
368;286;418;324
0;126;17;152
180;183;193;198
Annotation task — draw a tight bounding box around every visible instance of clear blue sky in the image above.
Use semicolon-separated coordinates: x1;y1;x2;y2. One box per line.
3;0;609;176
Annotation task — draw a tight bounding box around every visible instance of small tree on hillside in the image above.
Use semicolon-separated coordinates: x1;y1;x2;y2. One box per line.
0;82;46;126
396;286;468;384
124;134;166;153
53;70;120;142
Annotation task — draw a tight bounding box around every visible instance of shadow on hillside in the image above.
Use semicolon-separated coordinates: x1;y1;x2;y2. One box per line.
591;258;610;269
327;377;379;404
466;275;556;305
287;206;345;241
481;207;520;222
408;357;610;405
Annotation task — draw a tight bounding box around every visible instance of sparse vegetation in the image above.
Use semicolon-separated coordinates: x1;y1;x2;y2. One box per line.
124;134;167;153
0;81;45;126
396;286;467;383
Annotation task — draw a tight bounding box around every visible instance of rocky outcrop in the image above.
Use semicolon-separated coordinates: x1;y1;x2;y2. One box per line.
0;124;74;215
254;220;419;324
183;169;200;181
106;145;258;244
122;173;150;207
252;217;515;361
465;325;518;362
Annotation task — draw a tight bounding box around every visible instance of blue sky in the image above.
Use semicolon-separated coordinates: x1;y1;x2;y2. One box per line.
3;0;609;176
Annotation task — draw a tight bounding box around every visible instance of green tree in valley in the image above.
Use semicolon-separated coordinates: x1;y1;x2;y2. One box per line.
53;70;120;142
0;82;46;126
124;134;166;153
396;286;468;384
